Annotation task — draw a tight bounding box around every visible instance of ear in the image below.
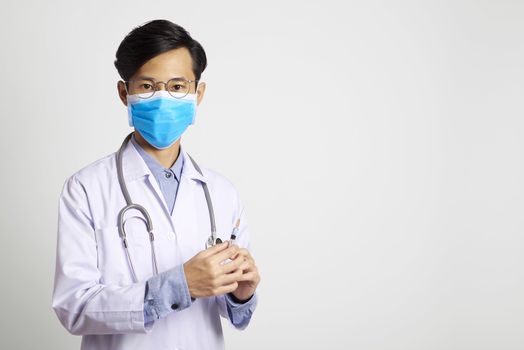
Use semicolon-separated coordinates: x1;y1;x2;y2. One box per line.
196;82;206;106
117;81;128;106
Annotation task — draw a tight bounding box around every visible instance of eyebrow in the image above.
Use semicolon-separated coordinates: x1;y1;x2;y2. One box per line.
134;75;187;81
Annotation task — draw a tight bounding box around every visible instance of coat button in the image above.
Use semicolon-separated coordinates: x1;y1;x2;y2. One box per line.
171;303;179;310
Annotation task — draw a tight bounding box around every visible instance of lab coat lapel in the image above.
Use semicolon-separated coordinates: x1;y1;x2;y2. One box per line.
121;139;210;261
171;169;197;249
171;145;209;260
121;138;174;232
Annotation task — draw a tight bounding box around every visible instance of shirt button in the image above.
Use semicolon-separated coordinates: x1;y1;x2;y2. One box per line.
165;171;172;178
171;303;179;310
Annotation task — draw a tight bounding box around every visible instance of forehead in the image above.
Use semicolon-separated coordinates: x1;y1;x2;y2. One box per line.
132;47;195;81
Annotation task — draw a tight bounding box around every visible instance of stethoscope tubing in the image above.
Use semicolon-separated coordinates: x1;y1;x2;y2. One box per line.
115;132;217;283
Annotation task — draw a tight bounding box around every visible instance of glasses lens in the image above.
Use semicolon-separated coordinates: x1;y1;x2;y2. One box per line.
129;79;155;99
166;78;190;98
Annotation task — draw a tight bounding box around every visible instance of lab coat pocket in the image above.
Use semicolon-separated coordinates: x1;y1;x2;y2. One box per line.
95;222;155;285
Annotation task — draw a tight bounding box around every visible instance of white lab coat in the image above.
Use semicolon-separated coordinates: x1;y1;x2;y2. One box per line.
52;138;253;350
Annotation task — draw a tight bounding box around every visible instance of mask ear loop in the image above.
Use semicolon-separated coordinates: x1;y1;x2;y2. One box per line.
123;81;134;127
123;80;130;99
191;81;201;125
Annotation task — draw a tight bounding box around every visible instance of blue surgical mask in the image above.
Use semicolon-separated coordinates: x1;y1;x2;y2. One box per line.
127;90;197;149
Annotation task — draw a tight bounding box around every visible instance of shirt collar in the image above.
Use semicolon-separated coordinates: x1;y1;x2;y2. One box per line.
121;133;207;184
130;134;184;182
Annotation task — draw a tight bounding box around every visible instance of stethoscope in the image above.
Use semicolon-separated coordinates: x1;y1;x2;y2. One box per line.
116;132;219;283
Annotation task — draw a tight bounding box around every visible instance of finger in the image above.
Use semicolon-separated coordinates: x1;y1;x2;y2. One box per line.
230;248;250;260
223;255;249;265
235;257;255;271
236;271;259;282
219;255;245;274
231;254;254;268
214;281;239;295
219;269;244;285
199;241;230;258
210;244;240;264
236;260;252;272
225;261;256;279
222;263;251;279
232;249;256;264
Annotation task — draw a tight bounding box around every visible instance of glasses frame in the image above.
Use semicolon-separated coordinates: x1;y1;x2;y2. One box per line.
124;77;200;99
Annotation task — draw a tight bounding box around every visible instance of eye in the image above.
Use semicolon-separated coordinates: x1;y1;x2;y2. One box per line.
141;83;153;90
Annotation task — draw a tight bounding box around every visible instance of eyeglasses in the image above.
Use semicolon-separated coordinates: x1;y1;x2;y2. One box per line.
124;77;199;99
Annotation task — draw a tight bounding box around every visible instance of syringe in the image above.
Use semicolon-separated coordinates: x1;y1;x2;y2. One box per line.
228;208;243;247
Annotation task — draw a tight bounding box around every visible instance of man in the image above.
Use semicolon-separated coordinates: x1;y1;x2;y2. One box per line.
52;19;260;350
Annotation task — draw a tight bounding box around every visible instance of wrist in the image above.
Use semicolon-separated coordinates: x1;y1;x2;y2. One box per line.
228;292;253;304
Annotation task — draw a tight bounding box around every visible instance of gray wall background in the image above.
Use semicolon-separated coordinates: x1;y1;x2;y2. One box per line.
1;0;523;349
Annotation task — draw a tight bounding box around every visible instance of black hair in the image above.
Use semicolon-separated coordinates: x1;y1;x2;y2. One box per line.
114;19;207;82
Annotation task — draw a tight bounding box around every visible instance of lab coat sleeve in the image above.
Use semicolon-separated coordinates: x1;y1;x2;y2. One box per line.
215;190;258;329
52;175;149;335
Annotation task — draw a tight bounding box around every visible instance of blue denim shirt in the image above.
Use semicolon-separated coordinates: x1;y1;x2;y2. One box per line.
130;135;257;328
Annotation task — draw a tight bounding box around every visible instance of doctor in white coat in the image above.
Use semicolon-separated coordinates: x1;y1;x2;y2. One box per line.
52;20;260;350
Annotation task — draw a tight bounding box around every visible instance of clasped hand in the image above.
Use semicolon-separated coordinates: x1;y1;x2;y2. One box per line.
183;241;260;302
